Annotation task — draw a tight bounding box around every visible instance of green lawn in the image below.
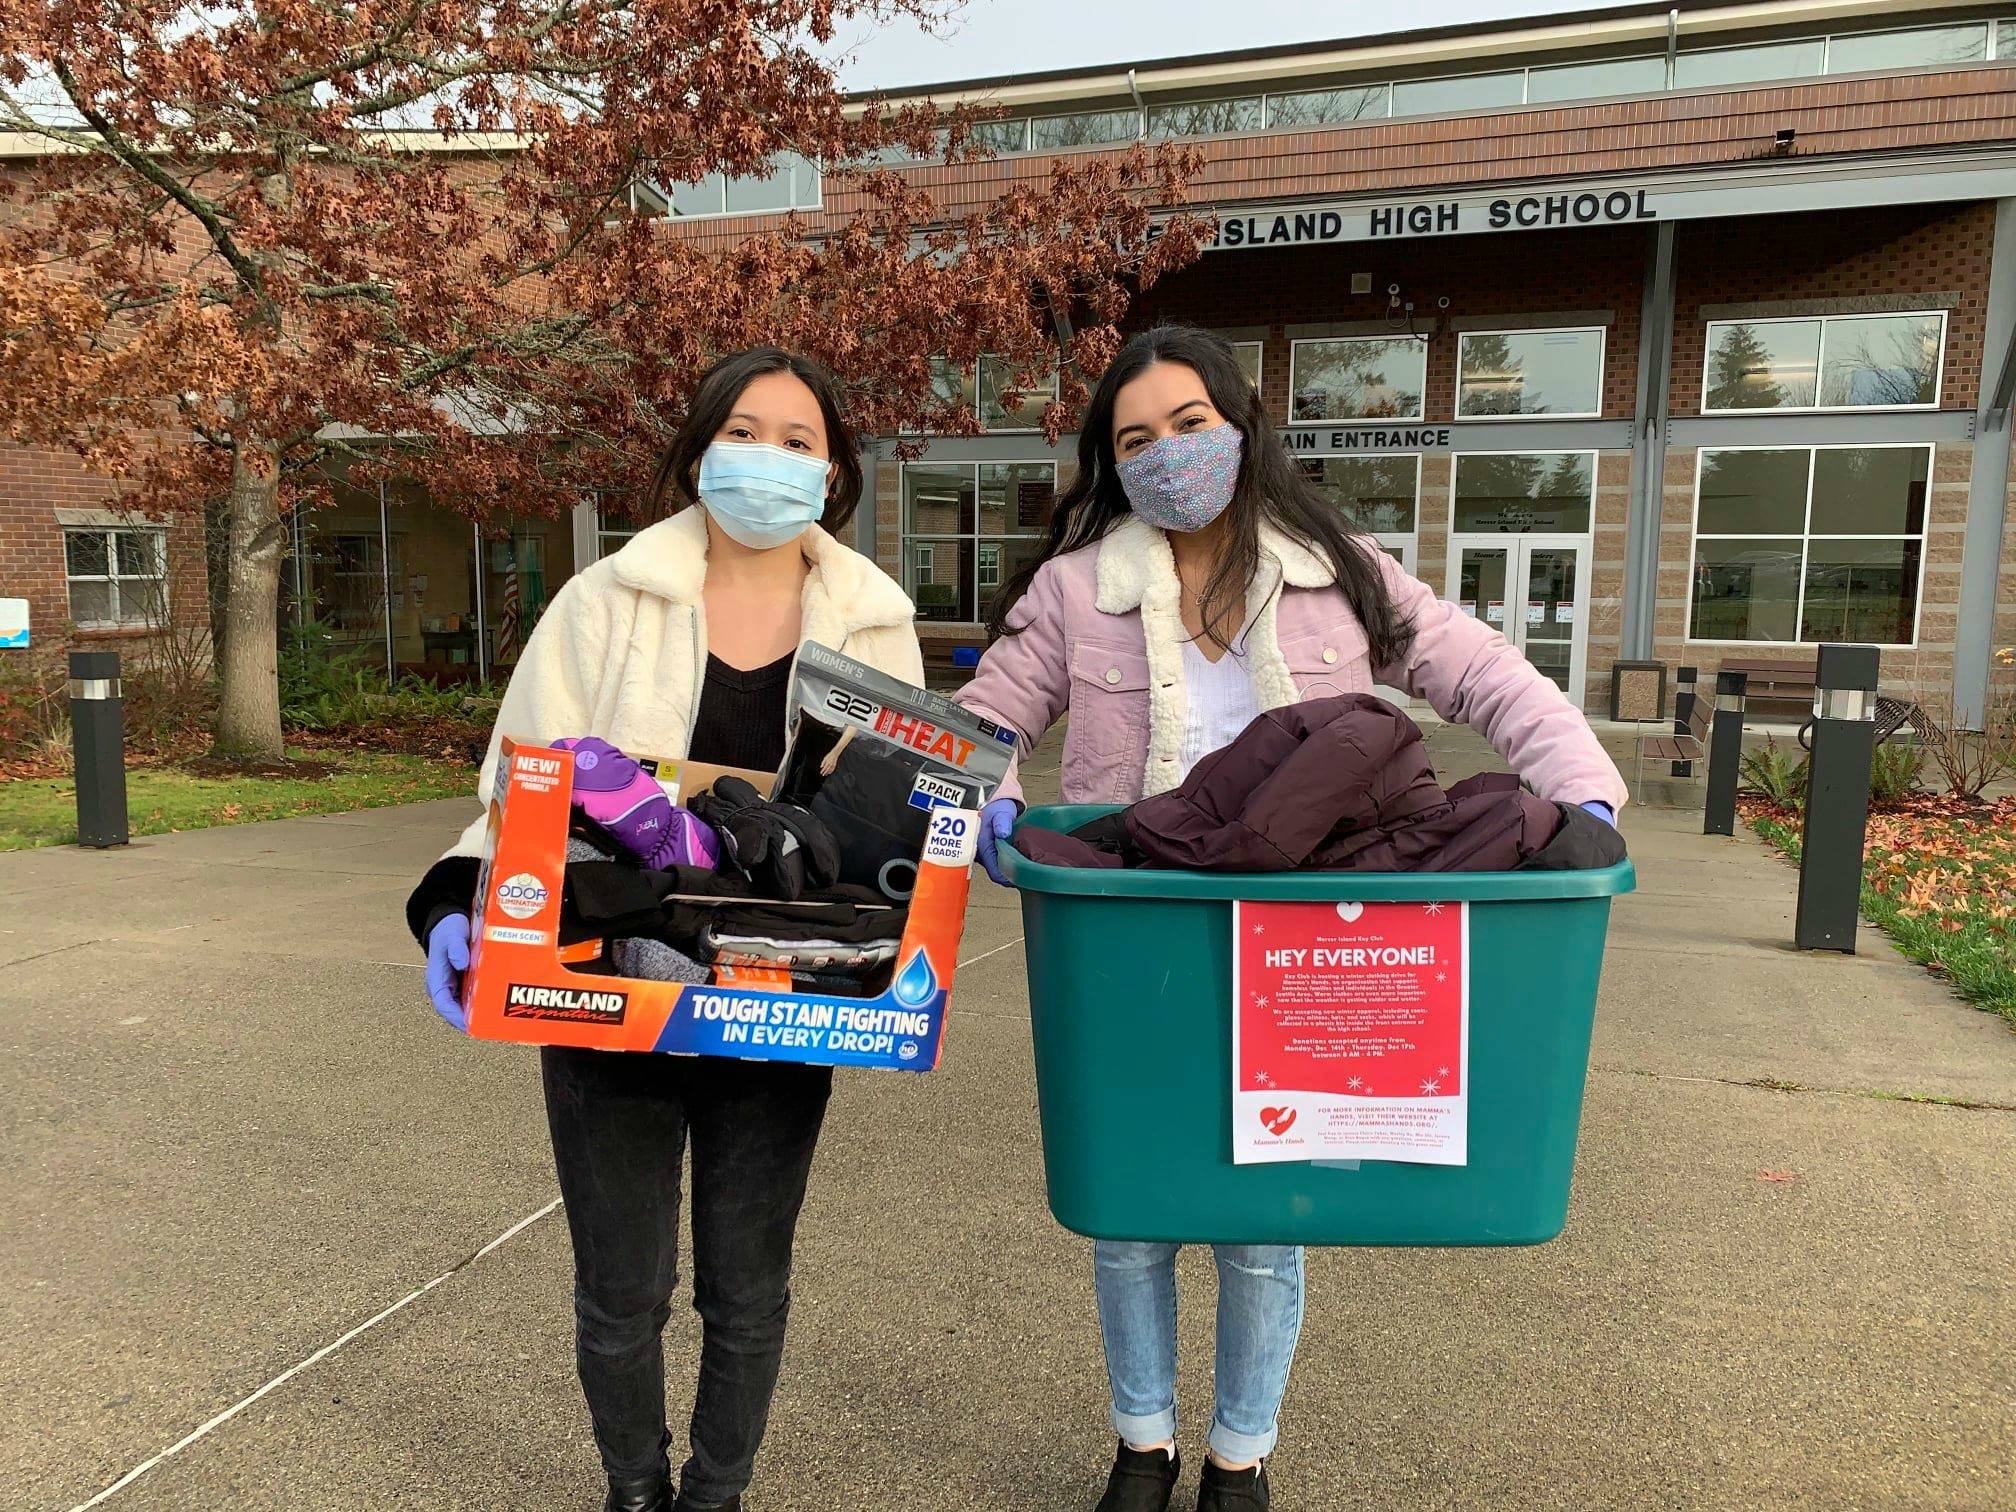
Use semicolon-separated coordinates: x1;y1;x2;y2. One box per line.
0;748;475;851
1746;804;2016;1028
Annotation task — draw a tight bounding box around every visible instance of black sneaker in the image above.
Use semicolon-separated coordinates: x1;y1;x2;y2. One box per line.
1196;1459;1270;1512
1094;1440;1180;1512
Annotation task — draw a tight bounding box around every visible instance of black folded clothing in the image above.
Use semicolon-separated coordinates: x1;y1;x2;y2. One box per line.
554;827;909;988
558;859;679;944
779;719;969;903
691;775;841;901
790;968;889;999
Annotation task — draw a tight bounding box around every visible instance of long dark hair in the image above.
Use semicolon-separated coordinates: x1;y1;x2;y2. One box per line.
644;347;863;532
987;325;1412;666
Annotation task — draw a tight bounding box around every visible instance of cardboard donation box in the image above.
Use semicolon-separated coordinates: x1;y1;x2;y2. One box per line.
460;736;982;1072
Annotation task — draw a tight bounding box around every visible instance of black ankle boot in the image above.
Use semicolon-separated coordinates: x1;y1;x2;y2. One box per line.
1094;1440;1180;1512
671;1494;740;1512
604;1466;672;1512
1196;1458;1269;1511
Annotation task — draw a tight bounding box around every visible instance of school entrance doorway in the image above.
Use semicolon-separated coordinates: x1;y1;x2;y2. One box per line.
1444;451;1597;705
1448;538;1592;704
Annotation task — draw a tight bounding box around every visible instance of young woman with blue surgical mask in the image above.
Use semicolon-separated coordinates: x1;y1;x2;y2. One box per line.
405;347;922;1512
957;326;1624;1512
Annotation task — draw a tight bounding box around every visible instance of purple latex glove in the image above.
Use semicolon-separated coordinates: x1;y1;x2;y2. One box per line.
976;798;1020;887
552;736;717;869
425;913;471;1031
1579;800;1616;828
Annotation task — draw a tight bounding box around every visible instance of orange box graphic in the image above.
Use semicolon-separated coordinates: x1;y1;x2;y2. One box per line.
460;738;976;1071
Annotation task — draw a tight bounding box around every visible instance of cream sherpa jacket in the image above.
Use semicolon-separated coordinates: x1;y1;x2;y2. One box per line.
443;506;924;858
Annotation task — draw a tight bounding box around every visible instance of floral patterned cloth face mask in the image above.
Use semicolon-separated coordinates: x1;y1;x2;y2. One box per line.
1115;422;1244;533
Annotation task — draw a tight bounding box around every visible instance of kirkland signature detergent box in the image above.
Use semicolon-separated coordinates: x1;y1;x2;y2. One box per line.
458;653;1015;1072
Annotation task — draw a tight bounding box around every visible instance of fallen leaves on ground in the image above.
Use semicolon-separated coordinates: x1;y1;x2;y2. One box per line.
1857;796;2016;928
1742;795;2016;1024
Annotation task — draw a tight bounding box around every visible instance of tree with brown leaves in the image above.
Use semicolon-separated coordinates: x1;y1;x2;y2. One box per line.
0;0;1204;757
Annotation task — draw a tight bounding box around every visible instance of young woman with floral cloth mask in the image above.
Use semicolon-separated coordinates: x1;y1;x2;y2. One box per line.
406;348;923;1512
957;325;1625;1512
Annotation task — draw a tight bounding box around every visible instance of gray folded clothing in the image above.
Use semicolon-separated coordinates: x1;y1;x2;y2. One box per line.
612;935;711;985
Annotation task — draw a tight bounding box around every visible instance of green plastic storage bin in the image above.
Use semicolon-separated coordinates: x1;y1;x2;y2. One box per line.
1000;805;1636;1247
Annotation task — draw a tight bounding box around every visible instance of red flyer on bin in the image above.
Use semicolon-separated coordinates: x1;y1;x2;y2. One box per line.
1230;900;1469;1167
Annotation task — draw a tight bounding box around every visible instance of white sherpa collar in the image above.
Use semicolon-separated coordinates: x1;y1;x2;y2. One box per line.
607;505;914;633
1094;514;1336;613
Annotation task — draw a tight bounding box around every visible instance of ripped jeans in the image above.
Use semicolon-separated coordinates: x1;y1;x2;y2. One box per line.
1093;1242;1305;1464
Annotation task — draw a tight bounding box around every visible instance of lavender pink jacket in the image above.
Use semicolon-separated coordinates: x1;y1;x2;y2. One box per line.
956;515;1628;812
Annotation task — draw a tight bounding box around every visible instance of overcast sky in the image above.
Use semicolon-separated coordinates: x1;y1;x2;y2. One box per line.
831;0;1590;90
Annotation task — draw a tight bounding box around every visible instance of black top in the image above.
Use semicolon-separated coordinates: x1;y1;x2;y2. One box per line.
688;651;794;774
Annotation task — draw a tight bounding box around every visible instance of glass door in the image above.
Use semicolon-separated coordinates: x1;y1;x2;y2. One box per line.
1448;536;1591;705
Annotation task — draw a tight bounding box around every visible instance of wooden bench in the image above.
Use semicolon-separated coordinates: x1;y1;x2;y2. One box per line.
1717;655;1943;749
1718;655;1817;719
1633;688;1712;801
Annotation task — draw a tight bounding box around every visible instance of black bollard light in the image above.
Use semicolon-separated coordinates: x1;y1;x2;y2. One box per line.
1794;644;1879;953
1703;669;1748;837
68;649;129;849
1670;665;1699;778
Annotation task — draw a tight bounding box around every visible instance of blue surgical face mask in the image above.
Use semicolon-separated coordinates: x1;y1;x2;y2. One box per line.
697;441;830;549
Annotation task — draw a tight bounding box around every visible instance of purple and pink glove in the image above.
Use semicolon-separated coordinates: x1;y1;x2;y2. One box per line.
552;736;719;871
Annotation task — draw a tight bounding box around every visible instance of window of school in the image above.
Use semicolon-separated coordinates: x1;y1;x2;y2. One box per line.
1702;312;1945;412
901;462;1057;622
632;154;821;219
1301;455;1420;571
1289;336;1427;422
1451;453;1595;533
1456;327;1605;418
1687;445;1930;646
1147;97;1264;137
976;356;1058;431
1028;108;1138;150
64;527;167;629
910;356;1054;432
1263;83;1390;128
1391;69;1525;116
1525;55;1667;101
1826;22;1990;73
1672;37;1827;87
1229;341;1263;389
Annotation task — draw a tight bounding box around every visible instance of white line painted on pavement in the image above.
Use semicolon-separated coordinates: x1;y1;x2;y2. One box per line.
958;936;1023;970
65;1197;564;1512
70;936;1021;1507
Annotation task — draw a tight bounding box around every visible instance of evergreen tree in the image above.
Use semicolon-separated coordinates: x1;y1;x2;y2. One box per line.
1707;324;1784;410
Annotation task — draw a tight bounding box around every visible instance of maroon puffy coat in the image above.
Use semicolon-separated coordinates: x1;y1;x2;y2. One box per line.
1016;693;1577;874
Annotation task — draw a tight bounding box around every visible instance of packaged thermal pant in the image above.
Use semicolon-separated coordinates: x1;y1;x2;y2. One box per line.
776;642;1017;902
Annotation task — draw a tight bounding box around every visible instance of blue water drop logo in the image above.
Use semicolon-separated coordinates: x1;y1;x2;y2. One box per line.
891;949;938;1007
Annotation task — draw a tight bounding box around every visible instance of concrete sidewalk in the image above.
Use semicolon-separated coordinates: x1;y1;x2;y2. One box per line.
2;750;2011;1511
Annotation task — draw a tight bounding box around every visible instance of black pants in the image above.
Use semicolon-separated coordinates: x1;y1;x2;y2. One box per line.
541;1046;833;1507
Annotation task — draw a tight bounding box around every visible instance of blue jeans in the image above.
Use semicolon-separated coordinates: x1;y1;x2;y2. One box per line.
1093;1241;1305;1464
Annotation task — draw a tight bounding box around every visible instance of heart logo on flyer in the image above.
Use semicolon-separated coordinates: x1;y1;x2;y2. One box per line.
1335;901;1365;923
1260;1106;1297;1136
